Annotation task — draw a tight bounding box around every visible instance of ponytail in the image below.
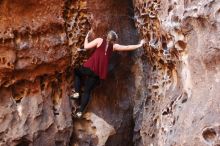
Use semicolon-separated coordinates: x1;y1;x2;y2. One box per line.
107;30;118;43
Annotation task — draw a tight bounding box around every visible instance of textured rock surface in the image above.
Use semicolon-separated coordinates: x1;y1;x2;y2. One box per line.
0;0;142;145
0;0;73;145
0;0;220;146
133;0;220;145
72;112;116;146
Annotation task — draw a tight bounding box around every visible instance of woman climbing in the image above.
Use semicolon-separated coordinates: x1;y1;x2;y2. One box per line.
71;30;145;118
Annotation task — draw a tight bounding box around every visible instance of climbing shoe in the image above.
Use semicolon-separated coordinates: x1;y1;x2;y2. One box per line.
76;111;82;118
70;89;79;99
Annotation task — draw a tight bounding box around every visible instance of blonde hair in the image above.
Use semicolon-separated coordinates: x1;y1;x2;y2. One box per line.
107;30;118;43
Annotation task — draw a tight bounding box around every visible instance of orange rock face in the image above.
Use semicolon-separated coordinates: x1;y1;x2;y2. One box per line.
0;0;72;145
0;0;70;86
0;0;141;145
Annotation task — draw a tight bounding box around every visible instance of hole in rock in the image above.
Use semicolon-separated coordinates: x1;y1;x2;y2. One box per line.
215;9;220;21
158;59;165;65
12;83;27;104
7;62;11;67
181;97;187;103
202;128;217;142
69;33;73;38
151;133;155;138
39;75;46;91
153;65;157;71
2;57;6;64
16;138;30;146
168;5;173;13
162;111;168;115
176;40;187;50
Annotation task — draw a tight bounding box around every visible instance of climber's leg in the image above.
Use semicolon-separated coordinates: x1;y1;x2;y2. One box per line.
74;68;82;93
79;76;99;113
71;67;85;99
74;67;96;92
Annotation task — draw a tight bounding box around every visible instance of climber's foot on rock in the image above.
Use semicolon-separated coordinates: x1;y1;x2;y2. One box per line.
72;106;83;118
76;111;82;118
70;89;79;99
72;111;83;119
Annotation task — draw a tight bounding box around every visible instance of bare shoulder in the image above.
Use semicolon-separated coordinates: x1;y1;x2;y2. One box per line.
96;38;103;47
97;38;103;43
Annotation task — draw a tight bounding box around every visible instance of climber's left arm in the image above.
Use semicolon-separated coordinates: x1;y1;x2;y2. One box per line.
113;40;145;51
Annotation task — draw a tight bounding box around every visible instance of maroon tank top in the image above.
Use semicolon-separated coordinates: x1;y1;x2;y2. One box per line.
83;39;113;79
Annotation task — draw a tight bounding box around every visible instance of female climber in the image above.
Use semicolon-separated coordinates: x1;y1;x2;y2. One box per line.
71;30;145;118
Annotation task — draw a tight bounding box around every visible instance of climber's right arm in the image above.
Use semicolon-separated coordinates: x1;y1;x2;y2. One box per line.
83;30;102;50
83;38;102;50
77;35;102;52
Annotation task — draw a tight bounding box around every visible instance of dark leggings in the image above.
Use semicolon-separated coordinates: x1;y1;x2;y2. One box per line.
74;67;100;112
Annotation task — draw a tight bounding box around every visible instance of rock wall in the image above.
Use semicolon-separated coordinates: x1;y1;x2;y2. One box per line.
0;0;73;145
0;0;144;145
0;0;219;146
133;0;220;145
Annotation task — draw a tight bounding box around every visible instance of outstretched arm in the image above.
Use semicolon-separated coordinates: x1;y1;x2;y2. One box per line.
113;40;145;51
